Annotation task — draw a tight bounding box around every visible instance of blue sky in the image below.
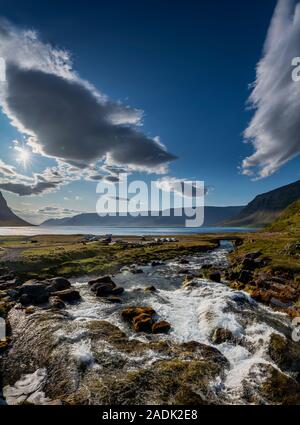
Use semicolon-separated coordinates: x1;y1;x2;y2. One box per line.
1;0;300;223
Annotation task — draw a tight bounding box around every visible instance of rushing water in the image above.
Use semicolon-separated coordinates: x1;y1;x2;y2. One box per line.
3;242;294;405
0;226;258;236
61;242;292;404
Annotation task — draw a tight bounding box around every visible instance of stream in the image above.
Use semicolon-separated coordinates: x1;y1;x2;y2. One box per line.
2;241;297;405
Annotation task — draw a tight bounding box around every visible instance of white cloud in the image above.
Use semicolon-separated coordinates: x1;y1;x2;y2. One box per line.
242;0;300;178
0;18;177;196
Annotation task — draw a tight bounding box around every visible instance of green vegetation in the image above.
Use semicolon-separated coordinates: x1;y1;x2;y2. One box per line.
228;200;300;315
0;234;219;280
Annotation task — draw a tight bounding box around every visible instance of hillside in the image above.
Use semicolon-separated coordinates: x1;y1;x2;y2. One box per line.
0;192;31;226
41;206;244;227
223;180;300;227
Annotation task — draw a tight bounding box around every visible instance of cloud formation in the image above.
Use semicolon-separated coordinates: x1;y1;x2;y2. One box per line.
0;19;177;195
242;0;300;178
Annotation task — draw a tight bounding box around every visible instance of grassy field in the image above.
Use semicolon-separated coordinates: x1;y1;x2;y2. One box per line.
0;233;228;280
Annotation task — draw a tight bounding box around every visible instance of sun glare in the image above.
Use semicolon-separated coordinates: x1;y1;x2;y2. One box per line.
17;148;30;167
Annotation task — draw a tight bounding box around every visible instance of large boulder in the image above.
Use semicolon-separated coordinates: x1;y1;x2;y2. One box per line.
44;277;71;293
88;276;115;286
51;288;80;303
121;306;156;322
19;281;49;305
268;333;300;378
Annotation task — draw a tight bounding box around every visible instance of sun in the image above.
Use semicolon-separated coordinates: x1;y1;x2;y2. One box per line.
17;148;30;167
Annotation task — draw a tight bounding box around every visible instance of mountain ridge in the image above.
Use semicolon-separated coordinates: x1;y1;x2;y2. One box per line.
41;206;244;227
223;179;300;227
0;192;32;226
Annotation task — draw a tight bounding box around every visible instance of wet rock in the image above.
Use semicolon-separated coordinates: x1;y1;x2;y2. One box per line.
209;271;221;283
151;261;163;267
111;287;124;295
44;277;71;293
179;259;189;265
246;363;300;405
19;294;32;306
25;307;35;315
90;281;115;293
19;281;49;305
51;288;80;303
121;306;156;322
268;333;300;378
88;275;115;286
105;296;122;304
210;328;234;345
152;320;171;334
131;268;144;274
238;270;253;284
133;314;153;332
50;297;66;310
144;285;157;292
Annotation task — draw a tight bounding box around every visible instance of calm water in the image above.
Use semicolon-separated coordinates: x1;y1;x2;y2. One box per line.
0;226;258;236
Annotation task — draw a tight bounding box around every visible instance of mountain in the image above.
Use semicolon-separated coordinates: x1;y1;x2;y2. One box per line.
41;206;244;227
0;192;32;226
223;180;300;227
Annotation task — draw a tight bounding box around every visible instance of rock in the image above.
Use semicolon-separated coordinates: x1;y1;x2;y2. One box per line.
121;306;156;322
19;281;49;305
19;294;32;306
111;287;124;295
106;296;122;304
88;275;115;286
247;363;300;404
25;307;35;315
270;298;292;309
133;315;153;332
241;258;257;271
50;297;66;310
238;270;253;284
210;328;234;345
44;277;71;292
151;261;162;267
152;320;171;334
144;286;157;292
131;268;143;274
51;288;80;302
251;289;272;304
244;251;262;260
268;333;300;377
90;281;114;293
179;259;189;265
209;271;221;283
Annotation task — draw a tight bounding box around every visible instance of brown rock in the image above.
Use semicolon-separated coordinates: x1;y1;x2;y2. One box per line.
133;316;153;332
152;320;171;334
121;306;156;322
51;288;80;302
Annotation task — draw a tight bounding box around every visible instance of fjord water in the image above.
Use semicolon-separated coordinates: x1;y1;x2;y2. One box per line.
0;226;256;236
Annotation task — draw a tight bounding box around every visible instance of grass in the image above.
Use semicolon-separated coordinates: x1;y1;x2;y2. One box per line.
0;234;222;280
230;200;300;294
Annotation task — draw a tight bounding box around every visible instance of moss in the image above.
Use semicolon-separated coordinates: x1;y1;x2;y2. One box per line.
260;366;300;405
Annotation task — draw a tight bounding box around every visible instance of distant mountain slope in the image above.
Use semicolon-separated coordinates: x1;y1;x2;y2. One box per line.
267;199;300;235
0;192;32;226
223;180;300;227
42;206;244;227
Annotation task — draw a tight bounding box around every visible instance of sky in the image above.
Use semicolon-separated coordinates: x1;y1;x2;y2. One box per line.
1;0;300;224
